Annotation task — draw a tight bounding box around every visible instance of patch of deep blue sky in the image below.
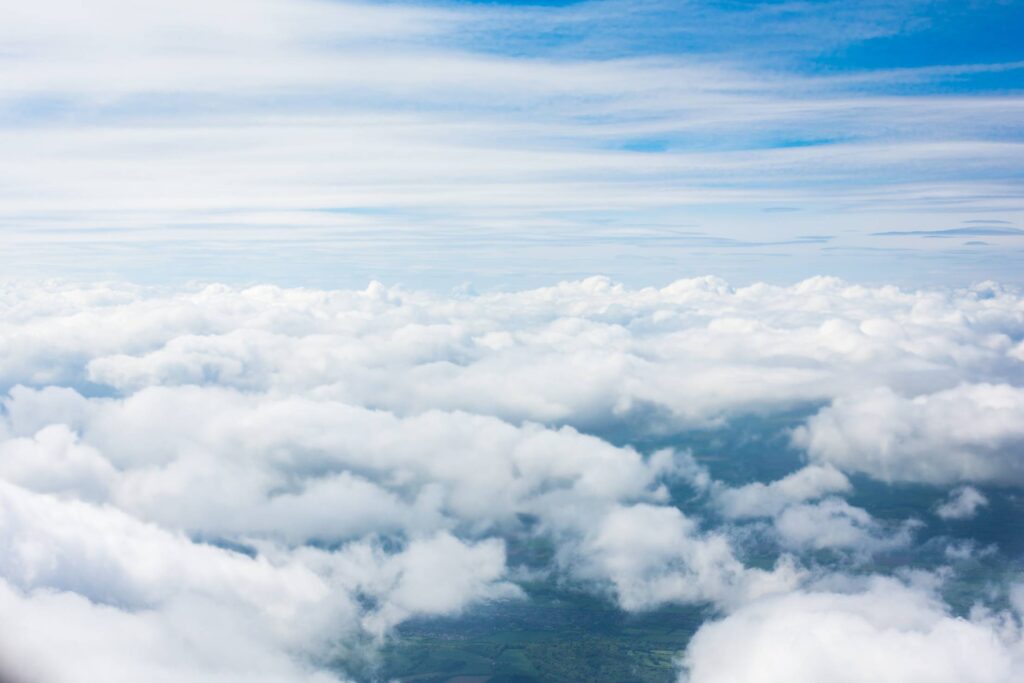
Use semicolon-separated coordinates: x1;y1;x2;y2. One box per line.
441;0;1024;151
431;0;1024;82
438;0;1024;148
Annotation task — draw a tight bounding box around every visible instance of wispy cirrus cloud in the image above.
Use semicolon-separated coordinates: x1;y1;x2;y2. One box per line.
1;0;1022;286
873;226;1024;237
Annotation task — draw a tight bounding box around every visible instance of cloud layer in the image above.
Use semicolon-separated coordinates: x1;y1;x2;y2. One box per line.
0;276;1021;680
1;0;1022;285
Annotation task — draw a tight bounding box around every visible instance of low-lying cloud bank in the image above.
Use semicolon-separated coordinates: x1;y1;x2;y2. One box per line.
0;276;1021;681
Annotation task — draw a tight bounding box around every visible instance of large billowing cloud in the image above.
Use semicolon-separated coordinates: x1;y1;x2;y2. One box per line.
0;477;519;682
0;576;345;683
2;276;1022;427
681;577;1024;683
0;276;1022;680
565;503;802;612
795;383;1024;485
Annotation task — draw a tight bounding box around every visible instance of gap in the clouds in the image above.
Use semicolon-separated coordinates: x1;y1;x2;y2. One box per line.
360;584;709;683
337;409;784;681
71;381;122;399
346;399;1024;682
507;405;1021;650
841;475;1024;558
579;406;819;486
195;535;260;559
318;411;826;682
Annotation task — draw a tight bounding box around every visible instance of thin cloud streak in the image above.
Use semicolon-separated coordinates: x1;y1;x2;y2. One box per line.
0;0;1022;285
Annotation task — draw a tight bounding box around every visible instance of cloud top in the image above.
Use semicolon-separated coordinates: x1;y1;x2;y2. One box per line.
0;276;1021;680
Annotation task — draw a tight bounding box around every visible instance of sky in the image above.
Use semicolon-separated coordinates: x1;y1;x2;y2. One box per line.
1;0;1023;288
2;4;1024;683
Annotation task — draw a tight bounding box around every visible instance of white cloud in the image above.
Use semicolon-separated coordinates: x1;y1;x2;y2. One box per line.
0;578;347;683
716;465;851;519
0;0;1022;285
0;0;1021;677
681;577;1024;683
936;486;990;520
331;533;522;638
0;381;765;613
0;423;116;501
0;277;1021;679
0;384;670;532
0;479;335;616
565;503;801;611
2;276;1022;430
715;466;912;554
0;476;522;680
795;383;1024;485
772;498;917;552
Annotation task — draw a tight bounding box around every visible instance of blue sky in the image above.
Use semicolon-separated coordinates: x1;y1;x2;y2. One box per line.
0;0;1022;288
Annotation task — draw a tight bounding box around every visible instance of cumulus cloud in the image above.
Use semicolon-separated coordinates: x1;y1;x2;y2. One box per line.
332;533;521;637
681;577;1024;683
0;481;351;682
715;467;912;554
0;480;522;681
712;464;913;557
0;277;1021;679
0;423;115;501
772;498;917;553
0;480;327;613
795;383;1024;485
0;382;783;617
0;577;345;683
564;503;801;611
936;486;990;520
0;384;676;536
1;276;1022;429
715;465;851;519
